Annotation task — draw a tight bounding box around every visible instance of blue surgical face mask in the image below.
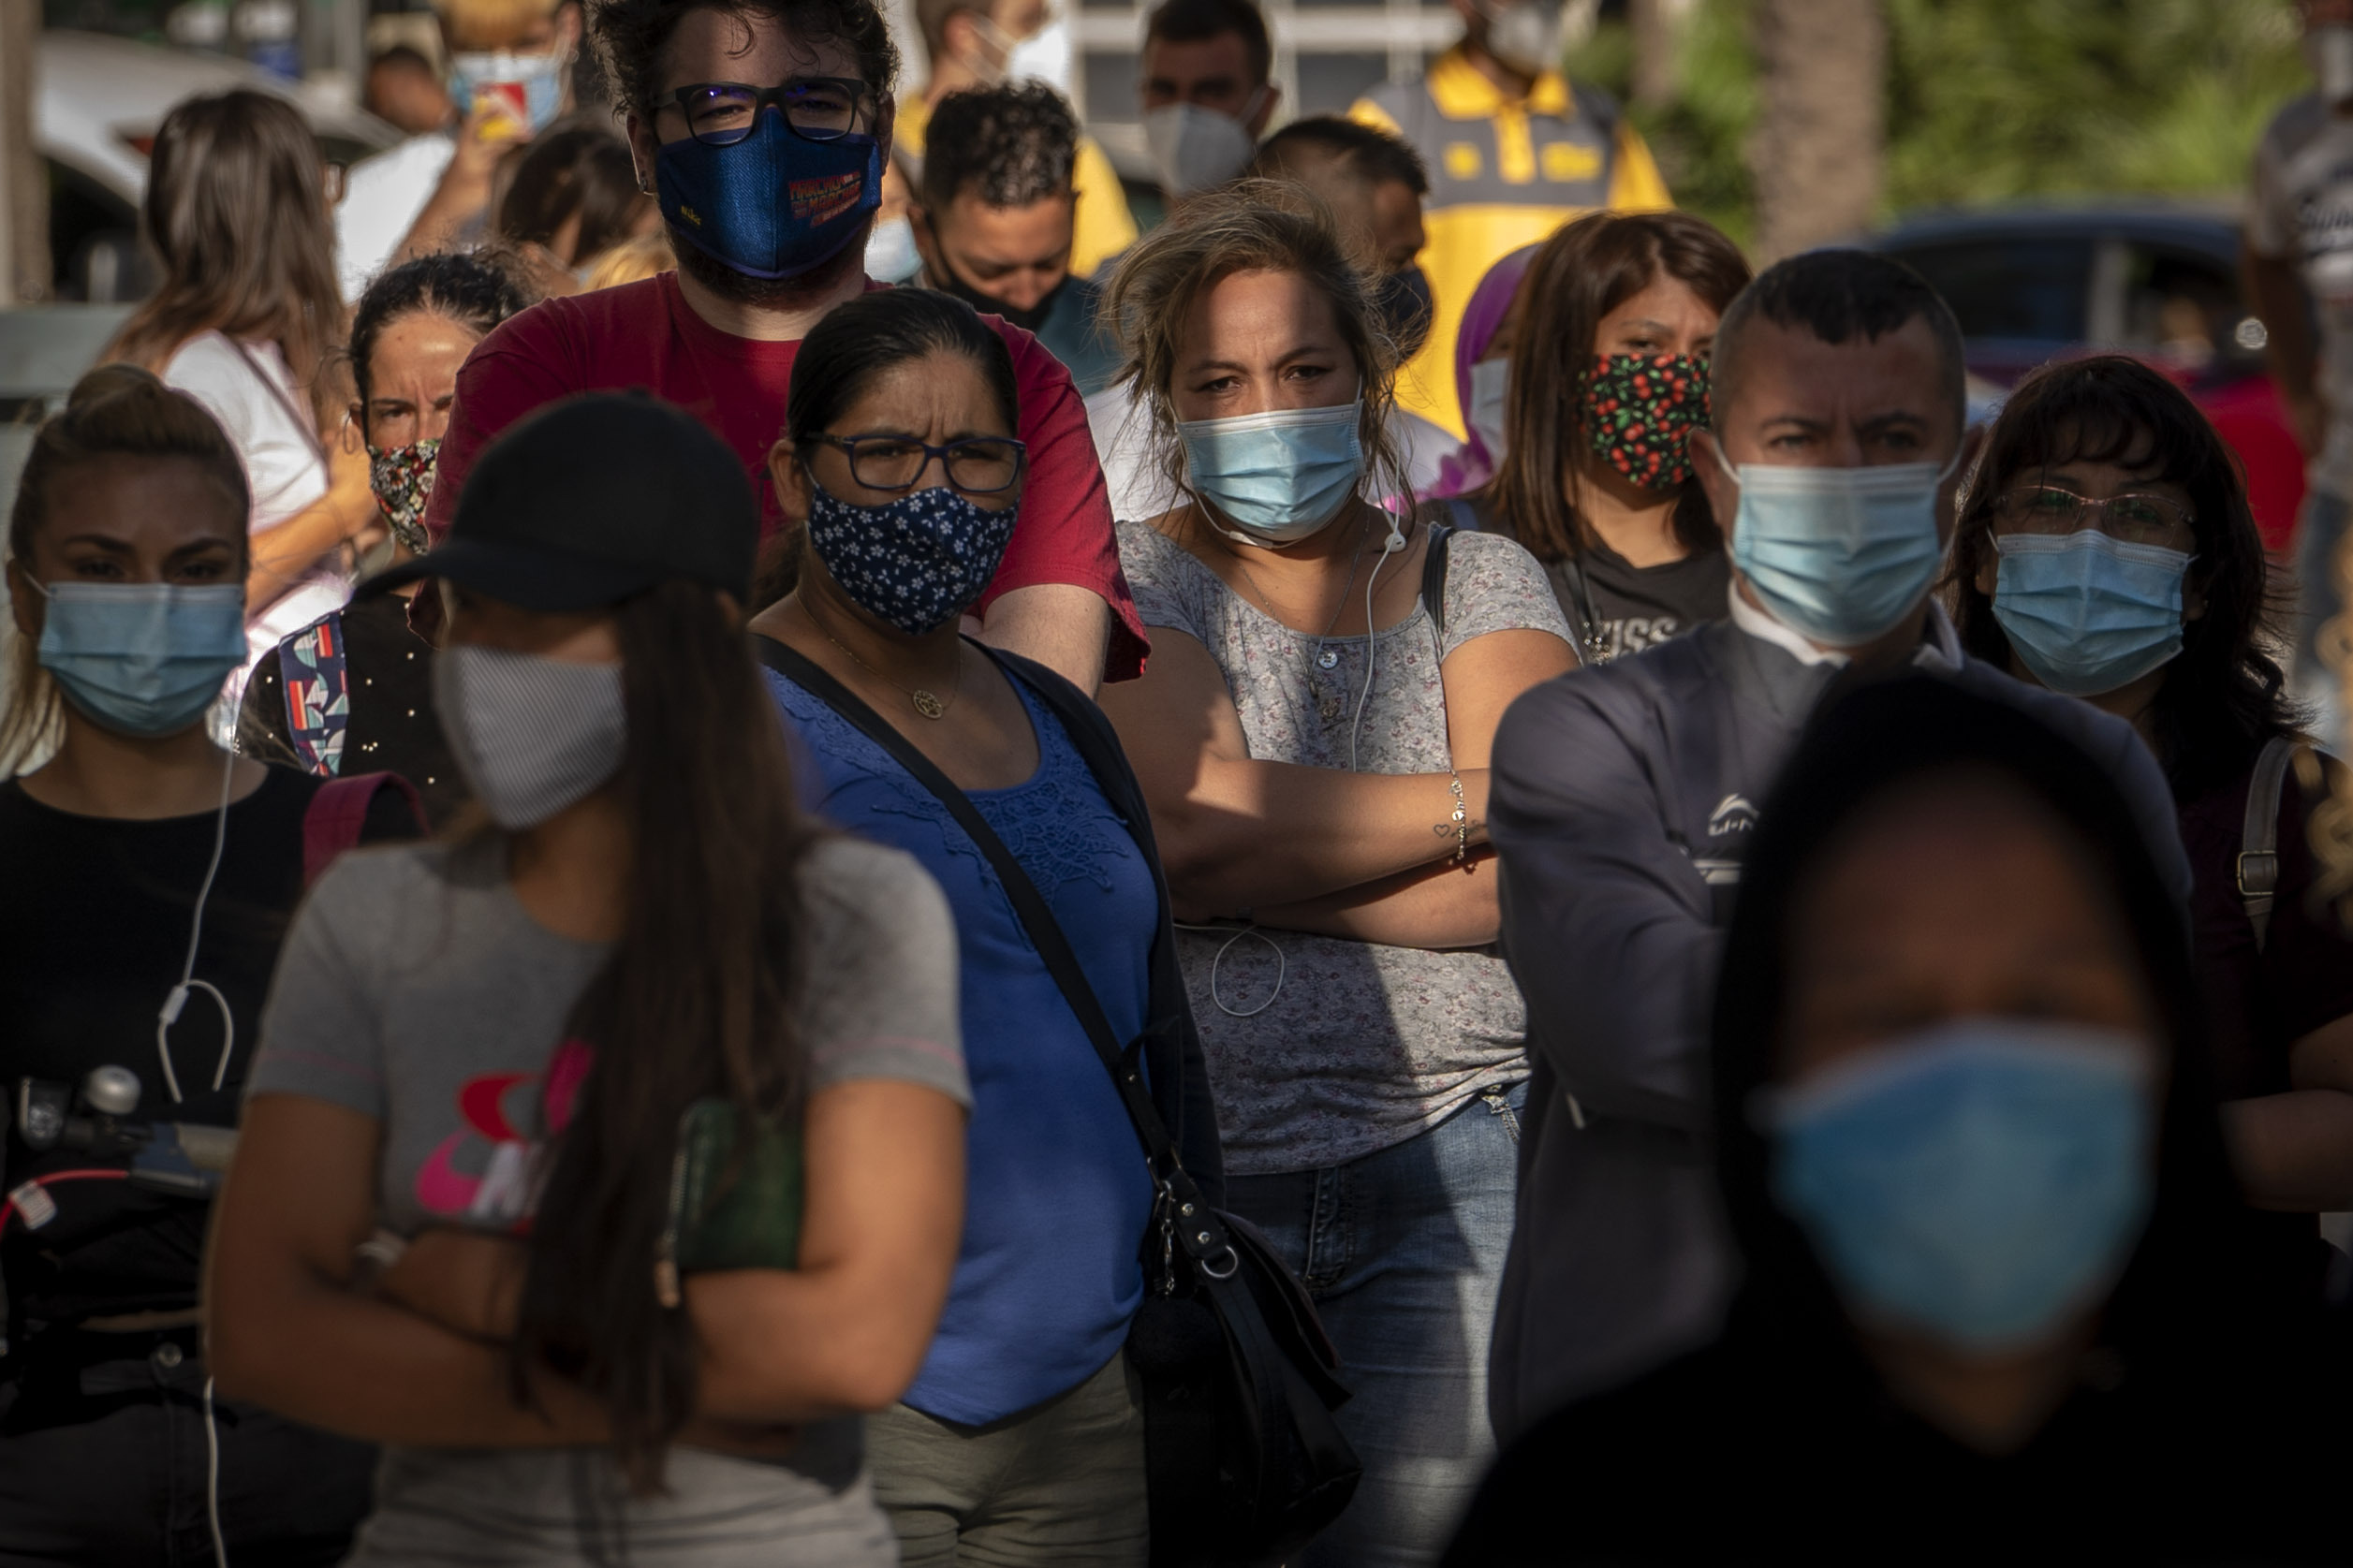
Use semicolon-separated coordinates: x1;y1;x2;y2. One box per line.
1718;446;1959;647
449;49;568;133
1991;529;2193;697
1761;1018;2156;1354
34;581;248;738
804;479;1019;636
1180;400;1365;548
656;110;881;282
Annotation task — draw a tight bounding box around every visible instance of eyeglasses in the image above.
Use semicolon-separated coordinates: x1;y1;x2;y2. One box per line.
664;78;876;146
812;434;1028;494
1990;484;2196;548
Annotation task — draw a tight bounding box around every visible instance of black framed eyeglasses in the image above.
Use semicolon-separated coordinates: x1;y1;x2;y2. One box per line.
813;434;1027;494
665;78;876;146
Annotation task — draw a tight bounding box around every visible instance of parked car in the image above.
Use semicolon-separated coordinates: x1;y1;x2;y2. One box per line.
37;30;398;301
1870;202;2305;553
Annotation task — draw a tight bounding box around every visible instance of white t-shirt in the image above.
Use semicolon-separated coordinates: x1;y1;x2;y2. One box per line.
1083;382;1461;520
2252;91;2353;498
161;331;348;696
334;132;457;302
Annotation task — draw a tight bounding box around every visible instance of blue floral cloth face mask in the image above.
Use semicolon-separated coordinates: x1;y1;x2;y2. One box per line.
34;581;247;738
804;480;1020;636
656;110;881;282
1991;529;2194;697
1760;1018;2155;1354
1179;400;1365;547
1718;445;1959;647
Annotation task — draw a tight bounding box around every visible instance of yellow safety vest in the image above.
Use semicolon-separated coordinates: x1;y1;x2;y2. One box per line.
1353;48;1671;439
895;94;1140;281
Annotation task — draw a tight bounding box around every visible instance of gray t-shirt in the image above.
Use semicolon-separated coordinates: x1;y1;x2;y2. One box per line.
2253;91;2353;498
1116;517;1573;1173
247;832;967;1563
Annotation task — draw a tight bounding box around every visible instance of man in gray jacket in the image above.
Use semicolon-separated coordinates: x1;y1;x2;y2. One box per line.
1484;249;2195;1443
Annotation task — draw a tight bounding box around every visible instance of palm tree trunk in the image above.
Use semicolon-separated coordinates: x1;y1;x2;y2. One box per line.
1747;0;1886;263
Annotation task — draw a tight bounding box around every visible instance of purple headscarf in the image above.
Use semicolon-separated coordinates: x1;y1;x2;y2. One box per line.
1426;245;1538;501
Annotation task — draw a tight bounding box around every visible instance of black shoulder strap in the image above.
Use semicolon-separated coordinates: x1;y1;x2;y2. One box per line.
2240;735;2299;953
752;634;1237;1266
1420;522;1454;641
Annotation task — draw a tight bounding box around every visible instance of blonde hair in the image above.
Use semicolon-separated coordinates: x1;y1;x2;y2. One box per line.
435;0;562;51
581;230;675;291
1096;179;1412;522
3;367;249;772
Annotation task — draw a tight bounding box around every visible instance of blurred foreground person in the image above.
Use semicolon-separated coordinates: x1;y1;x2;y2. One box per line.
2245;0;2353;740
1457;211;1749;664
1426;244;1533;501
752;286;1219;1567
1949;356;2353;1259
1096;188;1573;1565
1486;251;2193;1443
0;370;404;1565
1348;0;1669;439
912;82;1120;394
429;0;1139;692
107;91;376;697
1449;679;2353;1566
242;251;535;824
209;394;969;1564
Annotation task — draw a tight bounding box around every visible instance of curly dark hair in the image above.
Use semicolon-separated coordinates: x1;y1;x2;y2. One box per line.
348;251;536;421
588;0;897;117
919;81;1078;211
1944;354;2304;794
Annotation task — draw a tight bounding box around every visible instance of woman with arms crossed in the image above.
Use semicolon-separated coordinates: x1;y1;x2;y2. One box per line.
208;393;968;1564
1094;186;1575;1566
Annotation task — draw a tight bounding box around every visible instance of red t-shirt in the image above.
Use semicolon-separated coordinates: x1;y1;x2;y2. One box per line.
424;271;1147;680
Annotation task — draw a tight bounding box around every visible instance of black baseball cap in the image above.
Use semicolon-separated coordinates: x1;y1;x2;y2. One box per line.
360;390;757;611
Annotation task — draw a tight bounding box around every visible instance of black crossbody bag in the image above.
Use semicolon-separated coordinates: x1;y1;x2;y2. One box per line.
754;634;1360;1567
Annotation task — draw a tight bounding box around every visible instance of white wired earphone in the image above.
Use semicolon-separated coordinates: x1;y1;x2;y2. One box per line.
154;741;240;1104
1185;506;1414;1018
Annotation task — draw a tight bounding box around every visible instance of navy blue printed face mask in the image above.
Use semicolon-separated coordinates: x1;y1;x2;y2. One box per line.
656;110;882;281
804;480;1019;636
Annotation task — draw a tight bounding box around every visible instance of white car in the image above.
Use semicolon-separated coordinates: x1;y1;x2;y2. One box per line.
37;30;398;300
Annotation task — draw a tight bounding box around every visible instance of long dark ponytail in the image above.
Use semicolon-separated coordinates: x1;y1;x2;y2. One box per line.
511;578;823;1487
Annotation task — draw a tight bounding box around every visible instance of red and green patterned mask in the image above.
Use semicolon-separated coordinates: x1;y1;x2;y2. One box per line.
1582;353;1711;491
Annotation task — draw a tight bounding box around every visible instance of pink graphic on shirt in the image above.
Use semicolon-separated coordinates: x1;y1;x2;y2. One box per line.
412;1043;596;1228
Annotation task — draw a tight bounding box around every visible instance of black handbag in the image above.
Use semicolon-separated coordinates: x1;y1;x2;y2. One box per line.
754;634;1361;1566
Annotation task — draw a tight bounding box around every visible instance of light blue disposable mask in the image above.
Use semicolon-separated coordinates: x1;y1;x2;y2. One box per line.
1719;446;1959;647
1761;1018;2155;1354
1991;529;2194;697
1180;400;1365;547
449;49;568;133
34;581;247;738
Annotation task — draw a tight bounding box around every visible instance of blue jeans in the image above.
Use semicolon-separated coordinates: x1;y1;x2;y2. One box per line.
1222;1080;1526;1568
2294;487;2348;750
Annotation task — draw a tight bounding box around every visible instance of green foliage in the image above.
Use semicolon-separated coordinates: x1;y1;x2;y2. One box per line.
1563;0;2307;242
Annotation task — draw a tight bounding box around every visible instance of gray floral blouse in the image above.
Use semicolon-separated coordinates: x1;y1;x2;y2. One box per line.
1116;517;1575;1174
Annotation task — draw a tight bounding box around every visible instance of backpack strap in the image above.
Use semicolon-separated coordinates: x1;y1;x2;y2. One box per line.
303;770;426;888
2239;736;2300;953
1419;522;1454;641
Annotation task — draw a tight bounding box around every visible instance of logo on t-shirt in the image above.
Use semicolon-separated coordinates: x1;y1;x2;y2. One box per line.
1708;794;1758;838
412;1038;595;1230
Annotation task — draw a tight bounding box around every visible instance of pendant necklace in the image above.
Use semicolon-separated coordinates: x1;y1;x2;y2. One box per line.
1228;512;1370;673
809;611;960;720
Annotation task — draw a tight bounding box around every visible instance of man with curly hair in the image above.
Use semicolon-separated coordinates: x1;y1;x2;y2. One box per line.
420;0;1143;691
911;82;1119;395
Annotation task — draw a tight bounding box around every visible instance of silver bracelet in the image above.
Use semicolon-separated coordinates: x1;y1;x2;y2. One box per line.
1448;771;1469;864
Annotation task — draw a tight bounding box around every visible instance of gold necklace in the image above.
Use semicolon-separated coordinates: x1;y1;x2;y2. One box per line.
806;608;961;720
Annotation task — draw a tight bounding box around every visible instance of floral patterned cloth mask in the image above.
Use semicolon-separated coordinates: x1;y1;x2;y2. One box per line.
803;480;1019;637
369;437;441;555
1583;353;1711;491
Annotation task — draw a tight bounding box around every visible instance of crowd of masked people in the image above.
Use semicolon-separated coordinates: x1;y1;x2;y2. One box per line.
8;0;2353;1562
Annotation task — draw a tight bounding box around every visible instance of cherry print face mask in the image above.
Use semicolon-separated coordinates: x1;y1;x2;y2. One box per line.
1582;353;1711;491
